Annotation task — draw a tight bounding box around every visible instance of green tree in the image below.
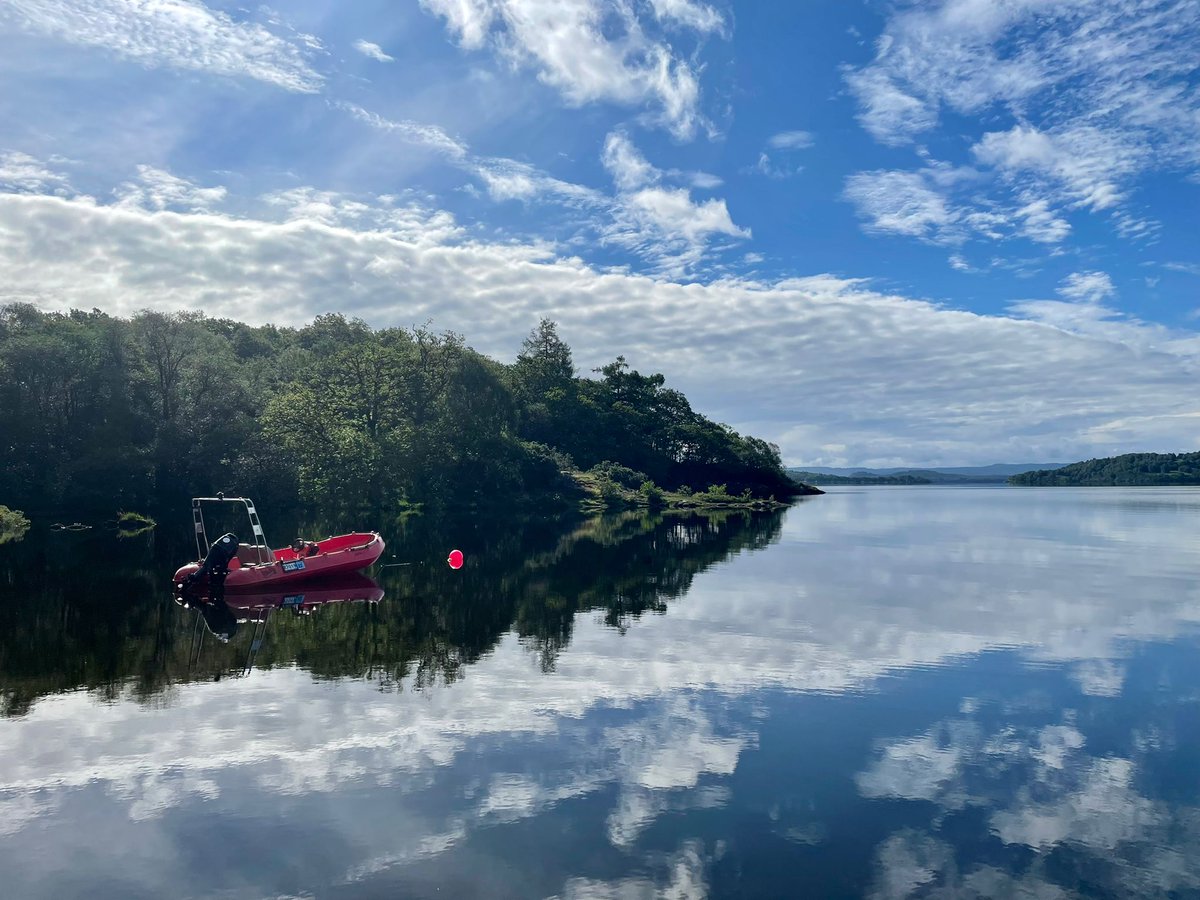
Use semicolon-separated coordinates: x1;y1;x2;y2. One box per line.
515;319;575;397
513;319;579;450
0;306;802;512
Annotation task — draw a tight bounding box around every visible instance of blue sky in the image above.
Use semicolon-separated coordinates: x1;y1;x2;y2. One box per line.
1;0;1199;466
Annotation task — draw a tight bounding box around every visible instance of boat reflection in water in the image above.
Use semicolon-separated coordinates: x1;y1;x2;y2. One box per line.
175;572;384;674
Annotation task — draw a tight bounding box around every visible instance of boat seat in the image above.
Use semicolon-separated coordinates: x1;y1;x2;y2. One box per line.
237;543;273;566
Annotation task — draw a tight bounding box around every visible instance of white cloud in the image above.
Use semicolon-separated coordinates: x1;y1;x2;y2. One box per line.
601;132;748;272
262;186;368;224
342;111;737;271
0;151;73;194
474;155;605;207
338;102;469;160
844;0;1200;247
601;131;659;192
472;164;544;202
647;0;725;34
1113;211;1160;241
0;0;324;92
752;152;802;180
845;167;1075;247
665;168;724;190
843;66;938;148
4;175;1200;464
751;132;813;179
258;187;465;245
1164;262;1200;276
843;170;956;242
609;185;747;274
419;0;711;138
845;0;1183;148
685;171;722;190
1058;271;1116;303
973;125;1138;213
1003;297;1200;362
418;0;494;50
353;39;394;62
767;130;814;150
114;165;226;213
1015;197;1071;244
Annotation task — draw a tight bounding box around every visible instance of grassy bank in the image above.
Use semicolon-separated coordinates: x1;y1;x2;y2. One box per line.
0;505;30;544
572;469;821;513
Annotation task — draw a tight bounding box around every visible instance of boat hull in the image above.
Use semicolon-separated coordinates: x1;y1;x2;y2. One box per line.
173;532;384;588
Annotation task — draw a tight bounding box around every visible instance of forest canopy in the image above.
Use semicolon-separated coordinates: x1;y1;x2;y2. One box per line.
1008;452;1200;486
0;305;798;511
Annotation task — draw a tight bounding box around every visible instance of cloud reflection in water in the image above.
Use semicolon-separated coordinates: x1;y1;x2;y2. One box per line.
2;488;1200;896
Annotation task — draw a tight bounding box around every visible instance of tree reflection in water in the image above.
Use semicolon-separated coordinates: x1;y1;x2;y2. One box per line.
0;506;786;716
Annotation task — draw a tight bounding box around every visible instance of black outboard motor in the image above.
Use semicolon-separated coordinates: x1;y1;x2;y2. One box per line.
185;532;240;586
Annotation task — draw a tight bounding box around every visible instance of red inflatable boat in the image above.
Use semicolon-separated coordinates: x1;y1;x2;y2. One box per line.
172;495;384;589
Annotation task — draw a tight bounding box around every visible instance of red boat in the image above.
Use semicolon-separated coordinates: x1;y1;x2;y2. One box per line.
172;495;385;589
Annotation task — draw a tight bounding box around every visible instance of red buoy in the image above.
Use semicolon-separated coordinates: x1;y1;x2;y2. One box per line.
448;549;464;570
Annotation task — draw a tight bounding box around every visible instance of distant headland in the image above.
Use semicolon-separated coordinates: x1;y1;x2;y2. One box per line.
1008;452;1200;486
788;463;1066;486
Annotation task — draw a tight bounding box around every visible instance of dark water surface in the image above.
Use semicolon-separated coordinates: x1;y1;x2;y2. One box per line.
3;487;1200;899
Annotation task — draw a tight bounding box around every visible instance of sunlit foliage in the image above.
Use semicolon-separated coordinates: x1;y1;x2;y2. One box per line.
0;305;797;510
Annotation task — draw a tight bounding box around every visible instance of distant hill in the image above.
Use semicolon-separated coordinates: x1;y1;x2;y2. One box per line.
790;471;932;486
927;463;1069;477
886;470;1004;484
1008;452;1200;486
790;463;1066;485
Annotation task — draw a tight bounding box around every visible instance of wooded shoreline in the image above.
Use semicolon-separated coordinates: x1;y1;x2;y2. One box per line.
1008;452;1200;486
0;306;807;516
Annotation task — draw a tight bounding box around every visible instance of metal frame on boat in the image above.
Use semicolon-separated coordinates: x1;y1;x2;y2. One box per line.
192;494;271;563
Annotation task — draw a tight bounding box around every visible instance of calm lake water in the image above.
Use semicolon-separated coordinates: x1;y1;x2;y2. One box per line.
3;487;1200;899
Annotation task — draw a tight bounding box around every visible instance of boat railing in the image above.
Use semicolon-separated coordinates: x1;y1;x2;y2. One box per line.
192;495;271;562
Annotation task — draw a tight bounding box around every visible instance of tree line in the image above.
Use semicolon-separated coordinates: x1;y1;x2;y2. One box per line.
0;305;798;512
1008;452;1200;486
788;470;933;485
